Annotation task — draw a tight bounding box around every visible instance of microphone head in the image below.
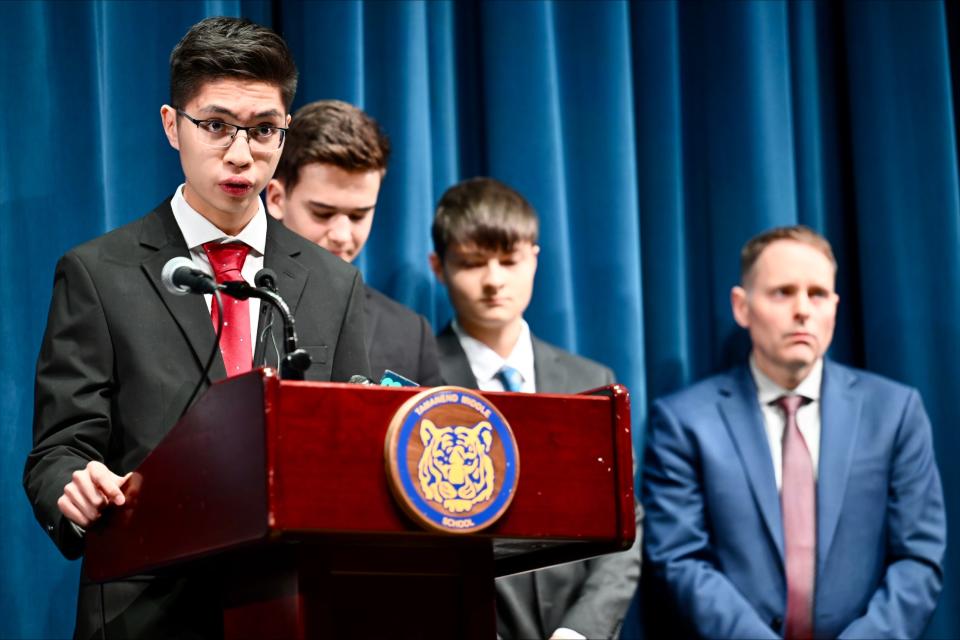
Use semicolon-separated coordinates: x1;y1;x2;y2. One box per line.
161;257;198;295
254;267;279;291
348;374;373;385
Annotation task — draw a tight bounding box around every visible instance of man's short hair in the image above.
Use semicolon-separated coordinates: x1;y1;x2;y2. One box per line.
273;100;391;191
740;225;837;286
169;16;298;110
432;178;540;261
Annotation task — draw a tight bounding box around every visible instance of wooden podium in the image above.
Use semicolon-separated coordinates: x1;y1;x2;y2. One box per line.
85;369;636;639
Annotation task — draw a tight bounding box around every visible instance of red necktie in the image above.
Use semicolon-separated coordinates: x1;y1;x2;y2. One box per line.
776;394;815;639
202;241;252;377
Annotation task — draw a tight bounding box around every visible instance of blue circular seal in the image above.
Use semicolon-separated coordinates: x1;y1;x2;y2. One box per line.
384;386;520;533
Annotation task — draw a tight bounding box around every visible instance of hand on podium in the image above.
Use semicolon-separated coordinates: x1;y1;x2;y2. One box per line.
57;460;132;528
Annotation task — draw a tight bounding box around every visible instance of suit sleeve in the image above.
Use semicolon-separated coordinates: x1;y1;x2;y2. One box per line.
642;399;778;639
329;270;371;382
558;501;642;638
415;315;444;387
837;389;946;639
23;253;115;559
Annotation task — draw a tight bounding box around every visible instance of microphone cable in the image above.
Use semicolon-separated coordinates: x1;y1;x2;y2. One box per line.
178;289;225;419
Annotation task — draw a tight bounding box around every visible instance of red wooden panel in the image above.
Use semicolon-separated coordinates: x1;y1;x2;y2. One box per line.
268;383;630;541
86;371;270;580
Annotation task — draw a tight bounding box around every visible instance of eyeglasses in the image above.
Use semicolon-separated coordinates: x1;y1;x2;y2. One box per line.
176;110;287;152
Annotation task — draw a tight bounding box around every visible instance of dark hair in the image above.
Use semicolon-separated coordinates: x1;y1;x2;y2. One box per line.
432;177;539;260
740;225;837;285
169;16;298;110
273;100;391;190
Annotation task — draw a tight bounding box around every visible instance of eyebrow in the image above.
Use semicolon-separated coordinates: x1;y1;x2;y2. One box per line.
307;200;377;213
197;104;284;120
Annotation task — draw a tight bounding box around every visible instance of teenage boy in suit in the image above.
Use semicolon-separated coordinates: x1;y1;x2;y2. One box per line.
266;100;441;386
24;17;369;639
429;176;640;640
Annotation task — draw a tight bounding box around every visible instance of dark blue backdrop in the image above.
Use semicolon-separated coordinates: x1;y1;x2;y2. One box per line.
2;1;958;638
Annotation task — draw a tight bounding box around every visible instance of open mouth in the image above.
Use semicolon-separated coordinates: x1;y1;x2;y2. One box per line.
220;179;253;196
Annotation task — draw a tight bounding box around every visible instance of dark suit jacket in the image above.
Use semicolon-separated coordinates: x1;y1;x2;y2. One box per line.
437;324;641;639
641;361;946;639
364;285;442;386
23;199;370;639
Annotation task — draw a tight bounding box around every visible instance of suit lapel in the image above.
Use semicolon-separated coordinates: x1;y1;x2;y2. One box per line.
363;286;379;357
263;218;308;317
138;202;227;380
436;324;479;387
717;367;784;561
532;337;567;393
255;219;309;366
816;361;861;572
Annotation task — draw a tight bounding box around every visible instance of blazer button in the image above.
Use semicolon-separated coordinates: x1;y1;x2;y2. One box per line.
770;616;783;632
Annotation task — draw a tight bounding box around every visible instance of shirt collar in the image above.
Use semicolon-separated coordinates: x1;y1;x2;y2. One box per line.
452;319;536;388
750;355;823;405
170;183;267;256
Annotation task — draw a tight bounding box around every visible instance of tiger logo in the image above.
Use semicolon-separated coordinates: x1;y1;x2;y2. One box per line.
418;419;495;513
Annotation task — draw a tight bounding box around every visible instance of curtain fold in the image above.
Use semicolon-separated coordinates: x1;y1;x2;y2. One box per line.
2;1;958;638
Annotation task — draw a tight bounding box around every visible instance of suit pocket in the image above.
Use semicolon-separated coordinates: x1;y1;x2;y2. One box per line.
303;345;329;365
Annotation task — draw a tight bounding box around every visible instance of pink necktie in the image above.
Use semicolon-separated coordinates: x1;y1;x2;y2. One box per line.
202;242;252;377
776;394;815;639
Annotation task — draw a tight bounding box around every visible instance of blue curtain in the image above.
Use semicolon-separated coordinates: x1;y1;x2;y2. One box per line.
1;1;958;638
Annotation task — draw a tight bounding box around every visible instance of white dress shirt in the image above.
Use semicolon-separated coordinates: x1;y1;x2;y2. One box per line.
170;184;266;348
750;356;823;490
452;319;537;392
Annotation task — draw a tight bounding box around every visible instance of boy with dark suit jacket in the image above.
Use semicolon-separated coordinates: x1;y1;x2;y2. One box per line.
266;99;441;386
24;17;369;639
429;176;640;639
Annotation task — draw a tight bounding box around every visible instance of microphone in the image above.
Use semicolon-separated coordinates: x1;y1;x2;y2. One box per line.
349;374;374;385
248;268;310;380
254;268;278;292
161;257;218;295
160;258;311;380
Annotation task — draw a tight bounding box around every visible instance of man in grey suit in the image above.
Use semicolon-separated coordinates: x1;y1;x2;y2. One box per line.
267;100;442;386
429;177;640;639
23;18;369;639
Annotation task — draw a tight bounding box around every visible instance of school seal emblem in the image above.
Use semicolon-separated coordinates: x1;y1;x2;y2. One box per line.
384;386;520;533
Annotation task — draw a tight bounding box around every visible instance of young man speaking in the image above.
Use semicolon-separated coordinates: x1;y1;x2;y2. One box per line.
24;17;369;638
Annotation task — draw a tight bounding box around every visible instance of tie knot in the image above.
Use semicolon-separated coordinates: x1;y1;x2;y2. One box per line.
497;365;524;392
203;241;250;280
774;394;808;418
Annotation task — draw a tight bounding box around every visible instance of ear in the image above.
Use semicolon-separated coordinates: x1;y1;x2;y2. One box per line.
160;105;180;151
531;243;540;273
472;421;493;453
266;179;286;221
429;253;446;284
420;419;438;447
731;285;750;329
